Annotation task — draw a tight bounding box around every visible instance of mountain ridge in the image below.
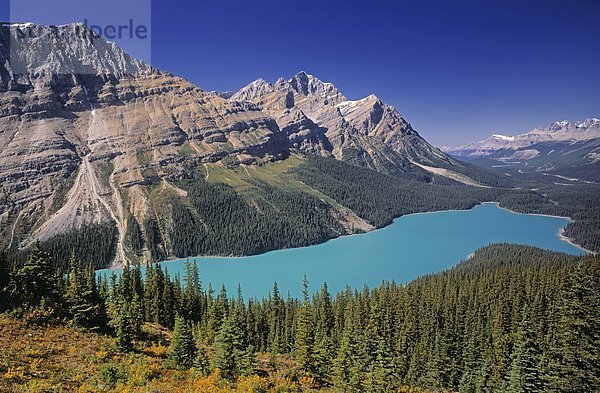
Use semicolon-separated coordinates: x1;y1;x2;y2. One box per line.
445;118;600;156
230;71;463;177
0;22;508;268
443;118;600;180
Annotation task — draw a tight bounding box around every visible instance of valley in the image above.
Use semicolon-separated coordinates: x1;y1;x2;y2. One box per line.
99;202;587;299
0;10;598;393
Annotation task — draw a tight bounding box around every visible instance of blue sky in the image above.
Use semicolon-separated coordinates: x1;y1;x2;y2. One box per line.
3;0;599;146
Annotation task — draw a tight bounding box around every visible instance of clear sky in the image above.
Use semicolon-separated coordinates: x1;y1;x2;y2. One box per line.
3;0;599;146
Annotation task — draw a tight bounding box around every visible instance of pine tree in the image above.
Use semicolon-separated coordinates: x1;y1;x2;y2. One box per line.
194;344;210;376
213;315;240;380
11;243;62;312
114;304;134;351
67;253;106;329
294;275;315;375
168;314;197;369
548;262;600;392
507;304;544;392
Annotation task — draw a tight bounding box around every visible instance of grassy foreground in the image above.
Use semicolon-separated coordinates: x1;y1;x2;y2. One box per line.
0;316;433;393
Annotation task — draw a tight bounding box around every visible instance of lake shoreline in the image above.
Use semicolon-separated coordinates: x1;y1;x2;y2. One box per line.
101;201;589;272
98;203;587;298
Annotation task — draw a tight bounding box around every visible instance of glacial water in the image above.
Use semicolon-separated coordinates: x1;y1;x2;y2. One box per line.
99;203;587;298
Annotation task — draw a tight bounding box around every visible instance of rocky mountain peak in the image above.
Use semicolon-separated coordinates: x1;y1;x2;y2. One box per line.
287;71;346;103
444;117;600;161
228;71;450;174
1;22;155;79
229;78;273;102
576;117;600;130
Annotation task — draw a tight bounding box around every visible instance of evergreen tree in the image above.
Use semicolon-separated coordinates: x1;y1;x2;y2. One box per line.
333;325;361;392
239;344;256;377
126;217;144;255
548;262;600;392
268;281;284;353
67;253;106;329
194;344;210;376
507;304;544;392
114;303;134;351
213;315;241;380
130;292;145;335
294;275;315;375
11;243;62;312
168;315;197;369
207;285;228;341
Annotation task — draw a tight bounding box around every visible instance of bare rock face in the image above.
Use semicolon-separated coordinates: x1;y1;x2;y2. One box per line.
0;23;288;263
231;71;454;173
0;23;459;266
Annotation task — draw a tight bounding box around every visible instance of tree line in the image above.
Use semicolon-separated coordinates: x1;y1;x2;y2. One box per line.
5;155;598;272
153;177;344;259
295;155;600;253
0;244;597;392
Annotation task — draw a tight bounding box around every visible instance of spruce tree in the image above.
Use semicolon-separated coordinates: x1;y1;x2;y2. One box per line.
333;325;360;392
207;285;228;341
294;275;315;375
11;243;62;312
114;304;134;351
126;217;144;255
0;251;10;312
67;254;105;329
507;304;544;392
268;281;284;353
213;315;240;380
548;262;600;392
168;314;197;369
194;344;210;376
239;344;256;377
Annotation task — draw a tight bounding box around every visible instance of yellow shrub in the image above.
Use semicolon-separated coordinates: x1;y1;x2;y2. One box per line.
298;373;315;391
147;342;169;357
270;376;299;392
3;366;25;381
192;369;231;393
19;379;53;393
236;374;271;393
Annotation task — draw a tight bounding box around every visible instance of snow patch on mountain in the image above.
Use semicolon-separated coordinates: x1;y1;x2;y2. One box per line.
444;118;600;159
492;134;515;141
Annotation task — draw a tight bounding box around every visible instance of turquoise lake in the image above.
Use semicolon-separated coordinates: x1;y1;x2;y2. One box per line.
99;203;587;299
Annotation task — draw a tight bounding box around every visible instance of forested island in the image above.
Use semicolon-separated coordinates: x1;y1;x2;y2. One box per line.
0;244;597;392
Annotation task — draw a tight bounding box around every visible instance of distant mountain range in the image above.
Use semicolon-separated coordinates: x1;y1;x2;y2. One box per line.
443;119;600;181
1;22;499;267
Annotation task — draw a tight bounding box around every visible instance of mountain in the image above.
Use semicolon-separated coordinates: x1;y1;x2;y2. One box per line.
0;22;508;269
0;22;289;265
230;71;460;175
444;119;600;181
